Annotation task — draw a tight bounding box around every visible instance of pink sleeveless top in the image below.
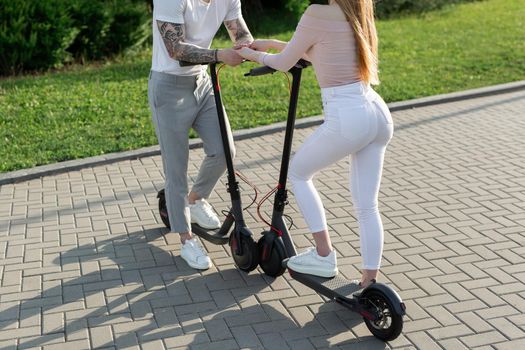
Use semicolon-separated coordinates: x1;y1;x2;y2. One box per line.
254;14;360;88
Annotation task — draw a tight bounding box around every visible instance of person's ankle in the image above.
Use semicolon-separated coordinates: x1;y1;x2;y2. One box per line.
360;278;376;288
188;192;200;205
316;246;333;257
180;232;193;244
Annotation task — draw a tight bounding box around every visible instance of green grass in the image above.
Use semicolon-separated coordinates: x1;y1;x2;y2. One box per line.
1;0;524;173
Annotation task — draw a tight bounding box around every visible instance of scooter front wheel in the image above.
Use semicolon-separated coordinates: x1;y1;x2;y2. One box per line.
257;234;286;277
230;228;259;272
361;288;403;341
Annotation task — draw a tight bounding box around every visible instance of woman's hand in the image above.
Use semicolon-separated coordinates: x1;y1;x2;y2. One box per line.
249;39;273;52
233;41;252;50
235;47;260;62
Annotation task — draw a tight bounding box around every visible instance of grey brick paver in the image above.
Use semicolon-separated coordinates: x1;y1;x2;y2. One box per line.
230;325;262;348
1;89;525;348
18;333;66;349
163;332;209;348
406;332;442;350
43;338;91;350
189;339;239;350
494;338;525;350
438;338;470;350
89;325;113;348
460;330;508;348
258;332;289;350
203;319;232;341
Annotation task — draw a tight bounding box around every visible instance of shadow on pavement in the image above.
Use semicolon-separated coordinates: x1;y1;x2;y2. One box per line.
0;227;390;349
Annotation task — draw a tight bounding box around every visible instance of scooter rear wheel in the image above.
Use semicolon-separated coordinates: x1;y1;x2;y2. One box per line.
157;189;171;229
230;231;259;272
361;288;403;341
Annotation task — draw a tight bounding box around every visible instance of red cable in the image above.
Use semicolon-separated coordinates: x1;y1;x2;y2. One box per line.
282;71;291;94
217;63;226;86
256;185;283;236
235;170;258;211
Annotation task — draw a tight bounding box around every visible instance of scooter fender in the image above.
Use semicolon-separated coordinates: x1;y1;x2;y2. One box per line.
232;225;255;255
362;282;406;316
239;225;254;238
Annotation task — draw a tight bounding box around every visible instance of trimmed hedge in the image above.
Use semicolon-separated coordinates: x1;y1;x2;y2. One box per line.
1;0;482;76
68;0;149;62
375;0;481;18
243;0;482;20
0;0;150;75
0;0;74;75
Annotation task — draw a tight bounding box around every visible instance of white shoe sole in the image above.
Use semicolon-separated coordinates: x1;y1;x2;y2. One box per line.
182;258;211;270
181;253;211;270
191;219;220;230
287;262;338;278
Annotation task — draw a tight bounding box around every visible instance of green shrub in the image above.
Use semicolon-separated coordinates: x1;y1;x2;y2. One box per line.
241;0;310;21
107;1;151;54
242;0;482;21
68;0;150;62
374;0;481;18
284;0;310;18
67;1;111;61
0;0;74;75
0;0;150;75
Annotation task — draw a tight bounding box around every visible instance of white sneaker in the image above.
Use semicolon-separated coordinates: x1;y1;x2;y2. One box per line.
287;247;338;278
189;199;221;229
180;239;212;270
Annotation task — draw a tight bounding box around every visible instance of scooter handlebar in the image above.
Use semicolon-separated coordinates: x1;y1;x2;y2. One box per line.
244;59;310;77
244;65;276;77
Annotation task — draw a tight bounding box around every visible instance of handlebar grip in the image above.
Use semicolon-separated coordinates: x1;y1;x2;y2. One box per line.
295;59;311;69
244;65;276;77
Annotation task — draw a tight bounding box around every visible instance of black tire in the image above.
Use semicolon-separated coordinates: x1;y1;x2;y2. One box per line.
230;232;259;272
157;189;171;229
257;235;286;277
361;289;403;341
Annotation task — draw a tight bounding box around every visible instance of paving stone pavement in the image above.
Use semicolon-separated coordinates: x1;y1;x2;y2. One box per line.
1;89;525;349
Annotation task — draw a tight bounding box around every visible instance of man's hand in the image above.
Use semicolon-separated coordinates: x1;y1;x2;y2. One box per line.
217;48;244;66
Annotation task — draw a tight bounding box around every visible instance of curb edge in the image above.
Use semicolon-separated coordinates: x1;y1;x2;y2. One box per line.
1;80;524;186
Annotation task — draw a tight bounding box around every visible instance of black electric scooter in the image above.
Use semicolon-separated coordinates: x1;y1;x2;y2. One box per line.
157;63;259;272
245;60;406;341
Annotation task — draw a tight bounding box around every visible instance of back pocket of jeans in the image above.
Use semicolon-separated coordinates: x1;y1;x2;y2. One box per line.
372;98;393;125
337;105;373;144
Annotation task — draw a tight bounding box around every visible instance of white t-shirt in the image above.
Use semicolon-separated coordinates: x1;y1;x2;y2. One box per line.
152;0;241;76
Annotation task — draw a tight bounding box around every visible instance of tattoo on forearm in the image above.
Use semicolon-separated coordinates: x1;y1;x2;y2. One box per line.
157;21;216;64
224;17;253;44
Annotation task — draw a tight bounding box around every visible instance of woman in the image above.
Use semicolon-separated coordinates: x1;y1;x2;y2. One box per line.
236;0;393;288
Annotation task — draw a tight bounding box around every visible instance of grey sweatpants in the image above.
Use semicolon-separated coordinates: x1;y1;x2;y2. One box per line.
148;70;235;233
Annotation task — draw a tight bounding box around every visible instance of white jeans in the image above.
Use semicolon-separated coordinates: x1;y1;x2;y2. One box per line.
289;82;393;270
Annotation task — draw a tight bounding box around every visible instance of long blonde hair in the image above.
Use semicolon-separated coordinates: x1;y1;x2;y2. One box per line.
334;0;379;85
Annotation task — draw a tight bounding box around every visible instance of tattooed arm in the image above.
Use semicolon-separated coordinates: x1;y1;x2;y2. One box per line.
157;21;216;64
224;17;254;48
157;20;243;66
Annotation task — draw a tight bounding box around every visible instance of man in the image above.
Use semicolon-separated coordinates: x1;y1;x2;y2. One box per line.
149;0;253;270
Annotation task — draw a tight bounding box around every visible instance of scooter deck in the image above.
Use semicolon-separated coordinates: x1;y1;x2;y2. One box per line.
283;260;362;302
191;224;229;245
